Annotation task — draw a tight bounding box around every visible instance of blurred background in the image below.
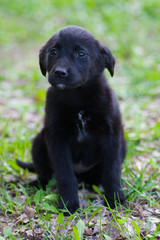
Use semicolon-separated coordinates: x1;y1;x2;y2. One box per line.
0;0;160;169
1;0;160;96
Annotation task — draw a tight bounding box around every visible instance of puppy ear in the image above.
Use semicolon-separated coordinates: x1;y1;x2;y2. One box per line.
39;46;47;76
101;47;115;76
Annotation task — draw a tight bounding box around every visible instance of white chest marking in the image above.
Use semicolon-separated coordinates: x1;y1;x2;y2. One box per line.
77;111;90;142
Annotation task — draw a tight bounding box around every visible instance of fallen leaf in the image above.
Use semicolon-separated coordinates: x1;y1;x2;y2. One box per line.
26;229;33;237
131;203;143;218
16;213;29;224
23;205;36;219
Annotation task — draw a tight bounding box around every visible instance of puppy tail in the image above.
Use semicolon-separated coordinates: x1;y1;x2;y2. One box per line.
16;159;36;173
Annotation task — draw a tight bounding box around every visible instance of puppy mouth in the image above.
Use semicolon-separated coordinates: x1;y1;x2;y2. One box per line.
53;82;80;90
48;78;74;89
55;83;67;89
48;77;85;90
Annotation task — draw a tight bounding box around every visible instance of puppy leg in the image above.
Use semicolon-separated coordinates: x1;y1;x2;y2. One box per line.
46;136;79;214
31;130;53;188
99;135;125;208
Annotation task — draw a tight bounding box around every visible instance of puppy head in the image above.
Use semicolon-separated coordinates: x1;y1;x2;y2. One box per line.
39;26;115;89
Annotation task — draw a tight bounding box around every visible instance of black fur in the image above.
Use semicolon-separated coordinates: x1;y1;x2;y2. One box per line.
17;26;127;214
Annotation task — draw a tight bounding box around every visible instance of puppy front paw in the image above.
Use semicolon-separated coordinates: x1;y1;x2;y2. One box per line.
58;199;80;215
105;189;126;209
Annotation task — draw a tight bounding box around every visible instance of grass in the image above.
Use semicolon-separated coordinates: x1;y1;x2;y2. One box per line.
0;0;160;239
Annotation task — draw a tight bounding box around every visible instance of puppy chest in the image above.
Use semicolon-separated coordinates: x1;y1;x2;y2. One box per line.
76;111;90;143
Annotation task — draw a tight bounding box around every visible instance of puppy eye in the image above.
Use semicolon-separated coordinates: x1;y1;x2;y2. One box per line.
77;51;86;57
50;48;57;56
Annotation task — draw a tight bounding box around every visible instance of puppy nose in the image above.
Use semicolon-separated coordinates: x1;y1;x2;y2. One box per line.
55;67;68;77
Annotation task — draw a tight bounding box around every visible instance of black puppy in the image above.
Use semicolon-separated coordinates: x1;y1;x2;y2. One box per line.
17;26;126;214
